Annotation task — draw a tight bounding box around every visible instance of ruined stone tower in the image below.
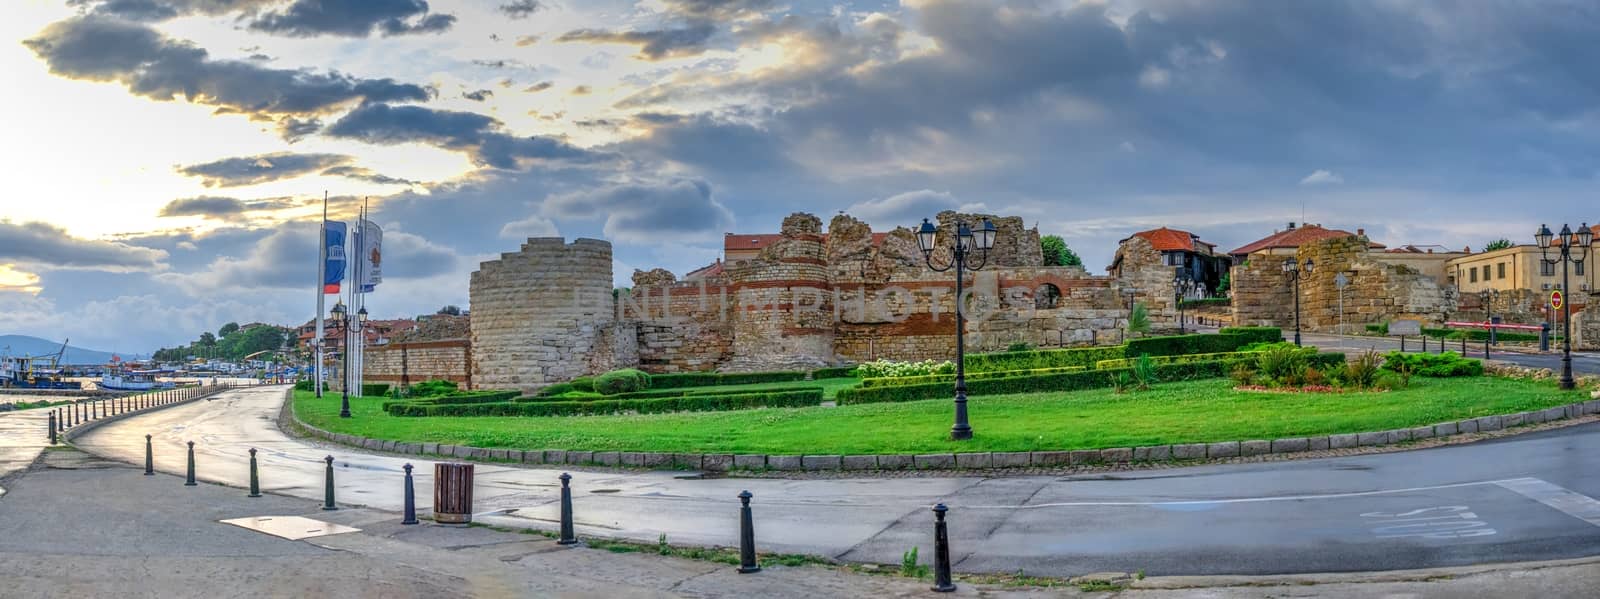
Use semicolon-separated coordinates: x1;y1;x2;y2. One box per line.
722;213;835;371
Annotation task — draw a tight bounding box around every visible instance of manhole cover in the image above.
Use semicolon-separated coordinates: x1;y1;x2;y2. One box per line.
220;516;361;540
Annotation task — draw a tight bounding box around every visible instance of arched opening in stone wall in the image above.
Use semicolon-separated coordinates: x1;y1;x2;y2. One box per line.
1035;283;1062;310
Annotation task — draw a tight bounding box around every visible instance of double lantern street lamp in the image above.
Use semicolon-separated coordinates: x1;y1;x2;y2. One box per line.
916;216;998;441
1173;275;1197;334
1535;223;1592;390
329;301;369;418
1283;257;1314;346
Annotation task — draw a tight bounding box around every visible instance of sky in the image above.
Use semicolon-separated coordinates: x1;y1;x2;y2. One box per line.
3;0;1599;354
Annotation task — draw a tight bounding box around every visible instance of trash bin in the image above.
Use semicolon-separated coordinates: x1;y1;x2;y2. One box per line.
433;463;475;526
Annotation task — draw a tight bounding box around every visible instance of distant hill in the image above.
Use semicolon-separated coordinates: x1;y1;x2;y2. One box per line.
0;335;122;364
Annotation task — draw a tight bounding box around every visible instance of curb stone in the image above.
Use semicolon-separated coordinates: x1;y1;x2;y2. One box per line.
955;453;993;469
1171;444;1205;460
1356;432;1387;447
1032;451;1070;466
877;455;912;470
841;455;877;470
802;455;842;470
1070;450;1101;465
1100;448;1133;463
993;452;1030;468
768;455;802;471
733;455;766;469
1270;438;1309;453
702;454;733;472
915;454;955;469
1239;441;1269;457
1206;442;1240;459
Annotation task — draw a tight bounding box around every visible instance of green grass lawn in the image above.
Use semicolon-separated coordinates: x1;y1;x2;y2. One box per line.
294;376;1587;455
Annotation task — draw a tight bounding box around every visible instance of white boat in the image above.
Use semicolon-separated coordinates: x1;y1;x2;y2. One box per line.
99;370;176;392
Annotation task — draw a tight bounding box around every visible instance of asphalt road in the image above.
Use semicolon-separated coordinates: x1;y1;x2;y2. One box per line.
0;408;51;498
70;386;1600;578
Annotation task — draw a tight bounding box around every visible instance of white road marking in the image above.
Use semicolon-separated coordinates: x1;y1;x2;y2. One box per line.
962;478;1531;509
1494;478;1600;528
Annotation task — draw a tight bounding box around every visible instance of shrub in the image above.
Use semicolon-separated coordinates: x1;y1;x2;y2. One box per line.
1303;366;1327;387
361;383;391;397
860;365;1086;388
537;382;576;397
1256;346;1310;386
382;390;521;412
1238;341;1299;353
964;346;1126;373
1342;350;1383;390
1218;327;1284;345
1381;351;1484;377
294;380;315;392
386;389;823;417
1230;363;1256;386
650;371;809;389
1365;322;1389;335
854;360;955;379
594;368;651;395
406;379;459;397
1095;351;1263;370
1178;297;1231;310
1131;354;1158;390
1127;301;1151;336
810;366;858;380
1006;342;1033;352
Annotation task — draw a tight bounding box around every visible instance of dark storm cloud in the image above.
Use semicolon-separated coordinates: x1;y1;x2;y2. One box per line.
157;196;299;220
24;17;431;123
320;165;420;186
541;179;733;243
0;221;168;272
557;23;718;60
662;0;775;20
323;103;605;169
246;0;456;38
499;0;543;19
621;112;790;173
461;89;493;101
66;0;276;21
176;152;352;187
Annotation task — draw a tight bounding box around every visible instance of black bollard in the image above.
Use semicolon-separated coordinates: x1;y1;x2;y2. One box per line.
185;441;197;486
737;490;760;573
558;473;577;545
247;448;262;498
322;455;337;511
931;503;956;593
401;464;418;525
144;435;154;475
48;411;56;445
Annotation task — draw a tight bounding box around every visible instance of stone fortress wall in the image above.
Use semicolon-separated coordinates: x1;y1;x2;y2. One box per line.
469;211;1154;392
362;339;472;388
1231;233;1458;332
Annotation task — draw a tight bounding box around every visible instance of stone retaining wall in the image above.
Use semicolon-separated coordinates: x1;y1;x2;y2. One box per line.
362;339;471;387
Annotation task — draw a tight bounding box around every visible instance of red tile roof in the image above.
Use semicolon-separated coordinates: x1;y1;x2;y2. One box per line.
1229;224;1383;256
1128;227;1209;252
685;259;725;278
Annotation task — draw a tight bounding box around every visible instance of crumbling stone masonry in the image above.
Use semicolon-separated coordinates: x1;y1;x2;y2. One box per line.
1231;234;1457;331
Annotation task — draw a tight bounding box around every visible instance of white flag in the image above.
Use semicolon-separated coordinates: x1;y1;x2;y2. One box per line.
360;219;382;293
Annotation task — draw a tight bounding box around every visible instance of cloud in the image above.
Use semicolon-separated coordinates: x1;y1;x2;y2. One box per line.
0;265;43;294
157;196;299;220
1300;169;1345;185
499;0;542;19
523;81;553;93
320;166;420;186
66;0;278;22
499;215;560;239
323;103;605;169
0;221;168;272
542;179;734;243
515;35;540;47
844;190;987;227
461;89;493;101
23;17;431;126
557;23;718;60
165;222;459;293
247;0;456;38
176;152;352;187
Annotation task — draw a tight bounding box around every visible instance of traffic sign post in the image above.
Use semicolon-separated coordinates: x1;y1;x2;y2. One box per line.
1551;289;1564;311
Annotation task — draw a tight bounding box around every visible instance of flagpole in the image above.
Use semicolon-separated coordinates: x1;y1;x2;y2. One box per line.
356;199;366;396
315;192;327;398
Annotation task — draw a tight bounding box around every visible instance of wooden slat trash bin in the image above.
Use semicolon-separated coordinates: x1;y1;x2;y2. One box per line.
434;463;475;525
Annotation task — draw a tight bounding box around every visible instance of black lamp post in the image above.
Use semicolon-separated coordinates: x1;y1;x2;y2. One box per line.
1283;257;1314;346
916;216;997;441
330;301;351;418
1173;275;1195;334
1479;289;1500;345
1536;223;1592;390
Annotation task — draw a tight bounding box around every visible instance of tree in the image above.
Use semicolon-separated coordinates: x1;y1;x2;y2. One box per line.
437;305;463;316
199;332;217;347
1127;301;1151;337
1482;238;1513;252
218;322;240;338
1041;235;1083;267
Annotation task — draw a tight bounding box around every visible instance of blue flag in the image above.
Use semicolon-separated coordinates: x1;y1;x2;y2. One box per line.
323;222;346;293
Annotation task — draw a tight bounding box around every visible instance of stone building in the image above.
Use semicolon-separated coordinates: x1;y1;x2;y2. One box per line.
468;211;1153;392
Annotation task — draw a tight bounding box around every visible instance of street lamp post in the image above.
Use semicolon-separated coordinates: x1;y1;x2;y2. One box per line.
915;216;997;441
1283;257;1315;346
1173;275;1195;334
1479;289;1500;345
331;301;351;418
1535;223;1592;390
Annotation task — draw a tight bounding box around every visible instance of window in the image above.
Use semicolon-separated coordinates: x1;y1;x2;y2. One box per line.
1034;283;1062;310
1482;265;1491;281
1579;260;1586;276
1542;260;1556;276
1470;268;1478;283
1497;263;1505;279
1164;253;1183;266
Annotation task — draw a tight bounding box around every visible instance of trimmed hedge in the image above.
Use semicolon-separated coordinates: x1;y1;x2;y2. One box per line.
837;360;1243;405
386;389;823;417
810;366;858;379
382;390;521;413
595;368;651;395
861;366;1087;388
1178;298;1231;309
1125;333;1250;357
524;386;826;402
294;380;315;392
1218;327;1284;345
1381;351;1484;377
963;345;1126;373
1096;351;1261;370
650;371;809;389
